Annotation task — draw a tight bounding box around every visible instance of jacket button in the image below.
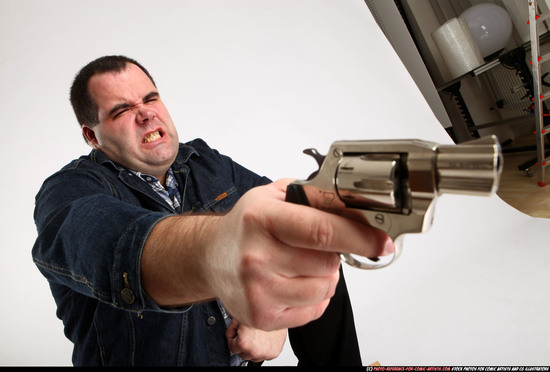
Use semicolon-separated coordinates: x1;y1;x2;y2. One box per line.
207;316;216;326
121;288;135;304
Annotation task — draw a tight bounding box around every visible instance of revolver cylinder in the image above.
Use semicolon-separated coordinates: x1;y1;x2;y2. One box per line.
336;154;403;211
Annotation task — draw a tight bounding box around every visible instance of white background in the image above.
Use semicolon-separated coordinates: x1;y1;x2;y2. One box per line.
0;0;548;366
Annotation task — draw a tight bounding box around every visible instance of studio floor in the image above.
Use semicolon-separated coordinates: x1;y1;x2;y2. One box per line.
497;138;550;219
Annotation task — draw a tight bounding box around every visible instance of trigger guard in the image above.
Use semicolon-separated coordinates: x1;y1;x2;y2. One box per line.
339;237;403;270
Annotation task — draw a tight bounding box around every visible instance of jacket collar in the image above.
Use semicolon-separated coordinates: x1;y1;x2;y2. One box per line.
87;143;200;213
88;142;200;172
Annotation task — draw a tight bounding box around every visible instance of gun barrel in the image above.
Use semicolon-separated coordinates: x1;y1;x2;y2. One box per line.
436;136;503;196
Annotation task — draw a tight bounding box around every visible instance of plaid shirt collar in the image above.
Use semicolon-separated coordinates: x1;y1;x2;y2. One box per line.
129;167;182;213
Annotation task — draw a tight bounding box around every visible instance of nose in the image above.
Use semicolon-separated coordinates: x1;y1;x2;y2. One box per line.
135;107;156;125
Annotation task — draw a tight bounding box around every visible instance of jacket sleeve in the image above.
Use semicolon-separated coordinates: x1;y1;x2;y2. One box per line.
32;164;172;313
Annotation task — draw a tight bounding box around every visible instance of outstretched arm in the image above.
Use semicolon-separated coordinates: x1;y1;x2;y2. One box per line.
141;178;394;330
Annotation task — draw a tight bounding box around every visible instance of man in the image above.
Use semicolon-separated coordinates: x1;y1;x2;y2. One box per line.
32;56;393;366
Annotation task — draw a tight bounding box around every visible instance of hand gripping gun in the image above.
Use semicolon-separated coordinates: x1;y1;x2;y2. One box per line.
285;135;503;269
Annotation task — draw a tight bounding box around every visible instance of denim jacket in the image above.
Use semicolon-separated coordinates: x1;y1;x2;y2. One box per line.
32;138;270;366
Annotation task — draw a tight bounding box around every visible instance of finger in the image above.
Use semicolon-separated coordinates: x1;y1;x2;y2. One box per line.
228;324;285;363
226;325;262;362
225;319;239;340
267;198;394;258
263;179;394;258
274;269;340;307
246;268;339;311
261;238;342;278
228;337;243;357
268;297;332;331
227;324;244;356
237;179;394;260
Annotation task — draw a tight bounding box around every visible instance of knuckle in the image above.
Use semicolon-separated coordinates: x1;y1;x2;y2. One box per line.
235;336;250;352
311;218;335;250
240;203;263;228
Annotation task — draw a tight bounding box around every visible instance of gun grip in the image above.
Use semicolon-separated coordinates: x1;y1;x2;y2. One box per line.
285;183;311;206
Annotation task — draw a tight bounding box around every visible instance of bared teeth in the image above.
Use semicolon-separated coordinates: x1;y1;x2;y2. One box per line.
143;131;161;143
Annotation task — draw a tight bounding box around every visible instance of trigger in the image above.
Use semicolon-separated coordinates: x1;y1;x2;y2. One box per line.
303;148;325;180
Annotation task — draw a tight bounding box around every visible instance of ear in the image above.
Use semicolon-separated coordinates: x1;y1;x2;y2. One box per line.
82;125;99;148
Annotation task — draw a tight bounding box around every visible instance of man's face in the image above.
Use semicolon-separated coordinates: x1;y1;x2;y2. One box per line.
83;63;179;183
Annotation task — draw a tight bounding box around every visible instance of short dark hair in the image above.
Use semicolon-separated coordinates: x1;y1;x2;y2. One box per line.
69;55;156;127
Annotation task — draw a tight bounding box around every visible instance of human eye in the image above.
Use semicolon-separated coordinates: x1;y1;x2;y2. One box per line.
112;108;129;119
143;92;160;104
109;103;130;120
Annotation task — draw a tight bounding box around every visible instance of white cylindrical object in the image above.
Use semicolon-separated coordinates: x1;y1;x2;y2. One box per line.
432;17;484;79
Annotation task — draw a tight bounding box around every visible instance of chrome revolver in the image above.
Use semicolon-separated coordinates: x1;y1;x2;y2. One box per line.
285;135;503;269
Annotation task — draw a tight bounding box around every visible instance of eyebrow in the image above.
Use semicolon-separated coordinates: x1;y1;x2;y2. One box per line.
108;91;160;117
